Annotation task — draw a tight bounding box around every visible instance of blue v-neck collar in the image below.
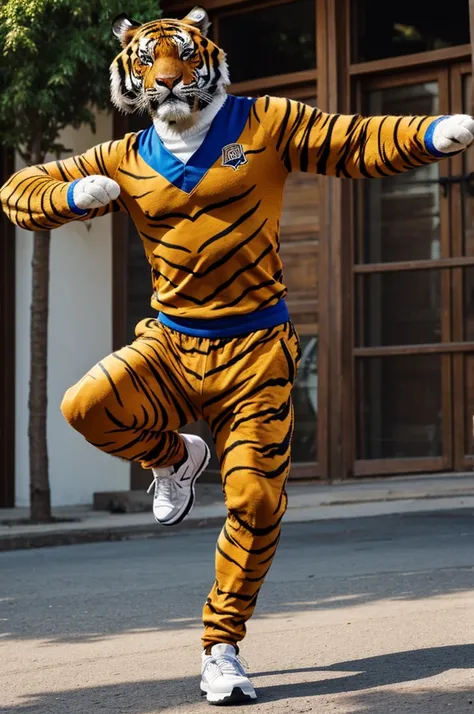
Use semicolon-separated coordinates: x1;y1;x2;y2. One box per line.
137;95;256;194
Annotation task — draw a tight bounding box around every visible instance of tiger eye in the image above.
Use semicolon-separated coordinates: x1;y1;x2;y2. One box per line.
138;54;154;66
133;57;149;75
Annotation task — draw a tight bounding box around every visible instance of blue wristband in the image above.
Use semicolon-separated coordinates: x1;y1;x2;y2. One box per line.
67;179;89;216
424;116;456;158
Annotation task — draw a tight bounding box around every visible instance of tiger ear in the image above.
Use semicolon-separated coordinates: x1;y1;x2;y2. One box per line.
181;6;211;36
112;14;142;47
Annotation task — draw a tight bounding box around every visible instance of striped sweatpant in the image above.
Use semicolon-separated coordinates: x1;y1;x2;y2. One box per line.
61;317;300;648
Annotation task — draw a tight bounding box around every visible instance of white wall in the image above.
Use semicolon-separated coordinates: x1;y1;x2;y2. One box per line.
15;113;129;507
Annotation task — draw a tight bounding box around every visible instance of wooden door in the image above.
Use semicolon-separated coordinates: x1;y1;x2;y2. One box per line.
354;69;451;475
353;65;474;476
449;63;474;470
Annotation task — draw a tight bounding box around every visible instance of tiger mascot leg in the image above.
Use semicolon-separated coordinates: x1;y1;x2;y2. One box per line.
61;314;299;702
60;317;210;525
200;322;300;650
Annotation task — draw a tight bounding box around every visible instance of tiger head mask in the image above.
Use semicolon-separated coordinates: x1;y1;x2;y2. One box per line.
110;7;229;127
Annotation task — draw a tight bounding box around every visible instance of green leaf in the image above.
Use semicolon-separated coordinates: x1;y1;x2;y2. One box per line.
0;0;160;160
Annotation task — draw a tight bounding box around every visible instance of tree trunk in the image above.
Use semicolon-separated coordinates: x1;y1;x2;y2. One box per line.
28;229;52;522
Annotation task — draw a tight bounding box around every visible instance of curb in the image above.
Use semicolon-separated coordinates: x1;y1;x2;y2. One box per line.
0;516;225;552
2;499;474;552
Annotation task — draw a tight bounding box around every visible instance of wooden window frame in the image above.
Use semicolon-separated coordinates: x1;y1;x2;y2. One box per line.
314;0;352;480
350;45;471;77
347;7;474;476
328;0;474;482
230;70;317;97
161;0;267;12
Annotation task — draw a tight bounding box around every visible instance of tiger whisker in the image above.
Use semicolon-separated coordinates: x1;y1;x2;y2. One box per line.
180;87;213;104
195;93;213;105
135;94;153;115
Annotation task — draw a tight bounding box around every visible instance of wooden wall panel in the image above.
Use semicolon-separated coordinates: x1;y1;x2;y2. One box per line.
281;172;320;233
279;161;320;469
281;243;319;294
280;170;320;334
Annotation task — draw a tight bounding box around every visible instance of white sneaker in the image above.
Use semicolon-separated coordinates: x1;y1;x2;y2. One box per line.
200;644;257;705
146;434;210;526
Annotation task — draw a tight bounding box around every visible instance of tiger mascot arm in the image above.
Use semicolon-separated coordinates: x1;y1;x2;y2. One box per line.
256;97;474;176
0;135;134;231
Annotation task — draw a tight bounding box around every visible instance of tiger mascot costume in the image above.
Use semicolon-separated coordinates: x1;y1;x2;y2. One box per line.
2;6;474;704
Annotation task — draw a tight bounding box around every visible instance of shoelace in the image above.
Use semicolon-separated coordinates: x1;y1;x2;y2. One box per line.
211;654;249;677
146;470;176;498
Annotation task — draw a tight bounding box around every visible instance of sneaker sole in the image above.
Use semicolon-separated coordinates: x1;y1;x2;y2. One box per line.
158;442;211;527
200;685;257;705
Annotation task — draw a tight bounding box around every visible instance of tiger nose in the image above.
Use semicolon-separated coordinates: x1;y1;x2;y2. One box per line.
155;73;182;89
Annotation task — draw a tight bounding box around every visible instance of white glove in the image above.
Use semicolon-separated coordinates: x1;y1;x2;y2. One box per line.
72;176;120;210
431;114;474;154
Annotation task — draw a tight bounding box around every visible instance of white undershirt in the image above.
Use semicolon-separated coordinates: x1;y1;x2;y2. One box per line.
160;128;209;164
153;94;227;164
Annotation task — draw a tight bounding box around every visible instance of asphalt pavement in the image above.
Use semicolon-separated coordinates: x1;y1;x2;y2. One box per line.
1;509;474;712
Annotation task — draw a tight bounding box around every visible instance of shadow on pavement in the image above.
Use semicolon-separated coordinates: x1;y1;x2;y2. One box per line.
1;512;473;645
254;643;474;698
1;645;473;713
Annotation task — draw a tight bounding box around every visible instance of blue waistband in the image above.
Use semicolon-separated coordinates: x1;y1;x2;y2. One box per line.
158;300;290;338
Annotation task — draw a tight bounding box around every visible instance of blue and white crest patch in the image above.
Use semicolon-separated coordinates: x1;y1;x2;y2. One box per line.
221;143;248;170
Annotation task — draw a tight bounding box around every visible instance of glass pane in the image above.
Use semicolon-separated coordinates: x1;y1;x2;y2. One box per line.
463;267;474;342
293;335;318;462
353;0;469;63
458;80;474;345
360;83;441;264
127;225;152;341
356;355;443;459
219;0;316;84
465;355;474;455
462;76;474;260
356;270;441;347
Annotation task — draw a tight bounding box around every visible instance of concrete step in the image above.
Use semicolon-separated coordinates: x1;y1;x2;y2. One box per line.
93;483;224;513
